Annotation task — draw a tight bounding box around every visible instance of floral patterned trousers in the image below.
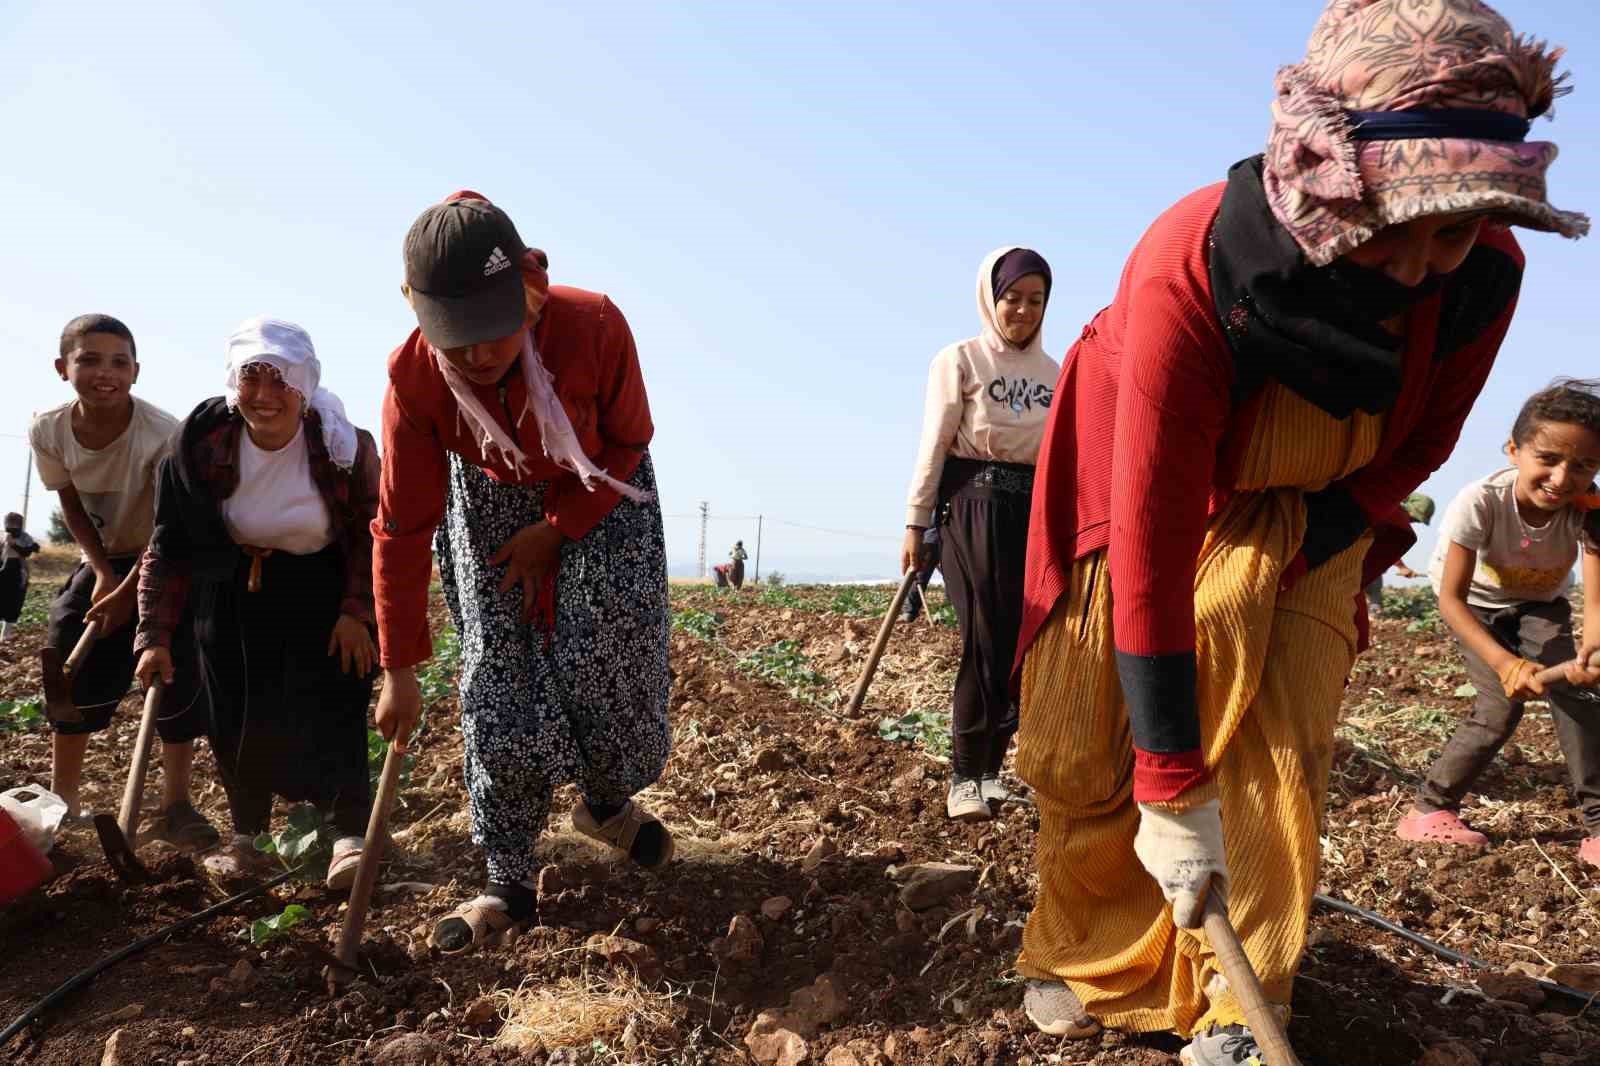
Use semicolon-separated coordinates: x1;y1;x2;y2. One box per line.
437;452;671;884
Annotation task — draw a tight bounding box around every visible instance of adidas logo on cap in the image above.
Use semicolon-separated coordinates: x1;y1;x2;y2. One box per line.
483;246;512;277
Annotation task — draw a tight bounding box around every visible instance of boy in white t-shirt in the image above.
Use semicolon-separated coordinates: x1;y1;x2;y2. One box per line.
29;314;217;848
1395;380;1600;869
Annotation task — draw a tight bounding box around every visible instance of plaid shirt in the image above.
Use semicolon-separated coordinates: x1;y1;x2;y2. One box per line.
136;406;380;651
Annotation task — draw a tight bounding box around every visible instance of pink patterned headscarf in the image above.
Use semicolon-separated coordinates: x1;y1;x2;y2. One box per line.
1265;0;1588;265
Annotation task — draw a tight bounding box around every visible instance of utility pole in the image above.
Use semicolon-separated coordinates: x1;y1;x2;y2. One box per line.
753;515;763;585
697;500;709;579
20;451;31;527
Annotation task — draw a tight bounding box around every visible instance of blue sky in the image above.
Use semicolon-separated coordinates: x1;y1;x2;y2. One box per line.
1;2;1596;580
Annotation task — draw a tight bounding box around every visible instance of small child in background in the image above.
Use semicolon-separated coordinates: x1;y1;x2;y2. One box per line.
1396;379;1600;869
0;512;40;641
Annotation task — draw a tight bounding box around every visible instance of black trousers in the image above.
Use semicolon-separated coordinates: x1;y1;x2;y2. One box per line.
938;459;1032;779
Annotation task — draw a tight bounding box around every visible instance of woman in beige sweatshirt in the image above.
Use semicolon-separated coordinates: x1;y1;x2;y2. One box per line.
903;246;1059;821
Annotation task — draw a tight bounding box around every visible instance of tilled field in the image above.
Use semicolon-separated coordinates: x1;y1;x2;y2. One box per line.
1;568;1597;1065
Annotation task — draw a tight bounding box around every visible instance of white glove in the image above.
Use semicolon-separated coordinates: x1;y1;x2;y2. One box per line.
1133;798;1229;929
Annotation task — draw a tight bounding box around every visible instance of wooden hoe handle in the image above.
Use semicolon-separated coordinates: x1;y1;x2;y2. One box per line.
1533;649;1600;688
1201;889;1302;1066
117;683;164;848
335;741;406;970
845;570;919;716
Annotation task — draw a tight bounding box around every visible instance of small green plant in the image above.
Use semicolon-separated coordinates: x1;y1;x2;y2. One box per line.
1382;587;1443;633
878;709;952;758
250;903;311;946
758;584;803;609
671;605;722;641
736;639;835;706
416;624;460;711
254;803;332;878
826;586;892;617
367;728;416;794
926;598;957;628
0;698;45;733
1453;682;1477;699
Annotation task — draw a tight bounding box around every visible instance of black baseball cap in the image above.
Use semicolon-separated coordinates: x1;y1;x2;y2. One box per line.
403;194;529;349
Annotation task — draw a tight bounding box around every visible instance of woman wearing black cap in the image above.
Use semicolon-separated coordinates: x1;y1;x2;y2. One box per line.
373;190;672;953
902;247;1058;821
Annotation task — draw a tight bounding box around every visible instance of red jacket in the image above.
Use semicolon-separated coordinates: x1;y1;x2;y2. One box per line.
373;287;652;669
1018;183;1523;801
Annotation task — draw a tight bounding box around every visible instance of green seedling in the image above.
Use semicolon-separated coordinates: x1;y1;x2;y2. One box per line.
250;903;311;946
736;639;836;708
878;709;952;758
671;606;722;641
255;803;332;878
0;698;45;734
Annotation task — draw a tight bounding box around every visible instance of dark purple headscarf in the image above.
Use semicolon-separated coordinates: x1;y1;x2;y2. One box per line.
991;248;1052;304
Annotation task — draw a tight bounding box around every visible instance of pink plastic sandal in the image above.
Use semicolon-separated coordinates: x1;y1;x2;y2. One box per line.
1395;810;1489;847
1579;837;1600;870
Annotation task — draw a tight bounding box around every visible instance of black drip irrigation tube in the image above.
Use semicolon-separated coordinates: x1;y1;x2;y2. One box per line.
0;865;305;1050
1314;892;1599;1007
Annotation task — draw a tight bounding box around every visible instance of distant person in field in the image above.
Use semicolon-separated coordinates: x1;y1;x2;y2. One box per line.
1396;380;1600;869
1364;492;1435;612
729;540;748;588
1008;1;1585;1058
29;313;217;848
374;191;671;955
902;246;1058;823
0;512;40;642
712;562;732;589
135;318;381;886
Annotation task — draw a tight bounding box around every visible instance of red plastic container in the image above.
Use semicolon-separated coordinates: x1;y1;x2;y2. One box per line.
0;806;52;904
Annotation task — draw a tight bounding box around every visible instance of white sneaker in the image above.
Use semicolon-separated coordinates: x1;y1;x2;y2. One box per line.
946;776;990;821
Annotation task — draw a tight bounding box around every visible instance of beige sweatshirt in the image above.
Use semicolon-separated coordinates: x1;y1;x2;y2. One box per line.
904;246;1060;527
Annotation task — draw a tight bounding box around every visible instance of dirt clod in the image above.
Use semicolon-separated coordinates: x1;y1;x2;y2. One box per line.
895;862;978;912
374;1033;447;1065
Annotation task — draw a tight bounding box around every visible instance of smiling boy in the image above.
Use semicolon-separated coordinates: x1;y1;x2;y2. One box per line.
28;314;217;847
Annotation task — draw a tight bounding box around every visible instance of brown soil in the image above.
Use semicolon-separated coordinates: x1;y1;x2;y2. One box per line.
1;574;1597;1065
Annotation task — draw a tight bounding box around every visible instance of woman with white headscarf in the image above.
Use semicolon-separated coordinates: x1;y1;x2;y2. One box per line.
135;316;382;885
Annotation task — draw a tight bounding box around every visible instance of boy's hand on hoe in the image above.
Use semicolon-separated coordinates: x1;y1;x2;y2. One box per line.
375;668;422;753
327;613;377;676
86;571;137;633
1499;657;1547;701
135;647;175;689
1562;640;1600;689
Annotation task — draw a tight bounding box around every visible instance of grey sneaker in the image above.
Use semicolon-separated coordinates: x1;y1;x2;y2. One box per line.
1022;979;1099;1037
980;774;1025;806
946;776;990;821
1180;1024;1267;1065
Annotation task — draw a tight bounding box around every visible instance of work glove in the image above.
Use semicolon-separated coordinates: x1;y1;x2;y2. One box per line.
1133;798;1228;929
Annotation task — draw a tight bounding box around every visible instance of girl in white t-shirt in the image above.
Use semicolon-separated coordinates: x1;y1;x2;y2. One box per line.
1396;379;1600;869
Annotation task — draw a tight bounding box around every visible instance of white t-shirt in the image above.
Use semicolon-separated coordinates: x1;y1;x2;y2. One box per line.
222;425;334;555
1428;467;1589;610
28;397;178;557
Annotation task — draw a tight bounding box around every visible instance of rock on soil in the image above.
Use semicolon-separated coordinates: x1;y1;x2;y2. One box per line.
100;1029;141;1066
713;913;765;964
1544;962;1600;993
746;1009;812;1066
802;836;839;871
761;894;794;920
892;861;978;911
374;1033;447;1065
1476;971;1545;1007
1417;1043;1482;1066
583;933;662;981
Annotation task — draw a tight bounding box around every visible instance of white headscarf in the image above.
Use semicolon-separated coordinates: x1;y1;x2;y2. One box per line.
224;316;359;471
430;330;653;503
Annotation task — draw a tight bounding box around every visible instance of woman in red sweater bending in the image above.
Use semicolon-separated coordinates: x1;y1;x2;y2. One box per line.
373;192;672;953
1012;2;1586;1061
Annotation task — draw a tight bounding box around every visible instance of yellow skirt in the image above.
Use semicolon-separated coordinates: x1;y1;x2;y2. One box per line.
1015;484;1370;1035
